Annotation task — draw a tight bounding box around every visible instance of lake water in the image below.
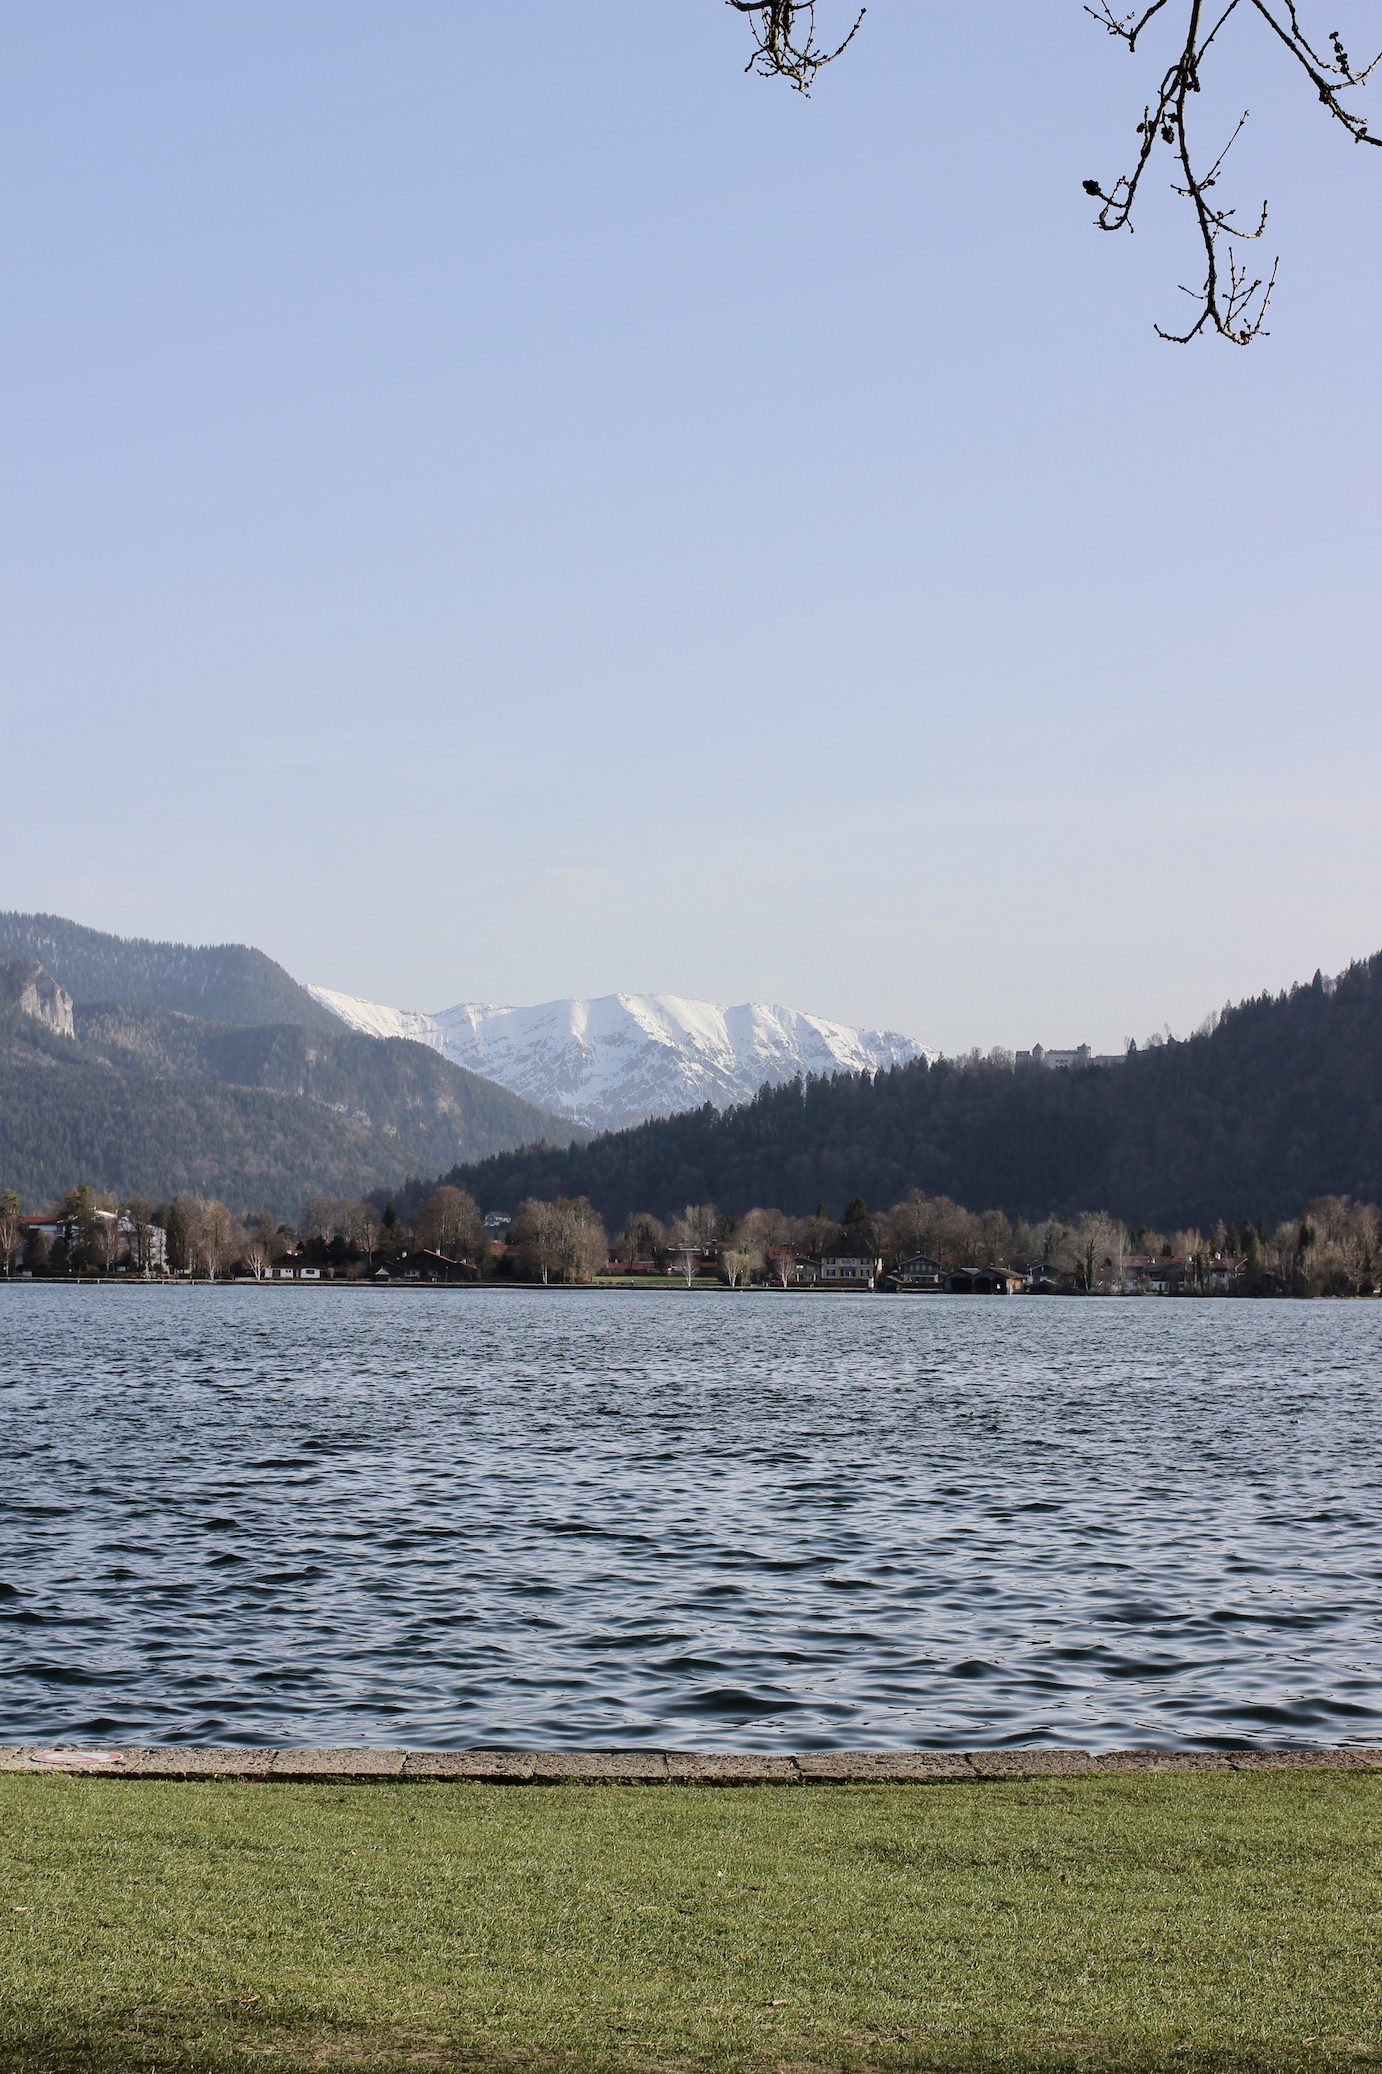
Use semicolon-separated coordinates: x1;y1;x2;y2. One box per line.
2;1286;1379;1751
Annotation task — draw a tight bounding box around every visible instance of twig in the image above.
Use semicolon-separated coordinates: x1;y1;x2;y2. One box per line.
1083;0;1379;341
726;0;866;93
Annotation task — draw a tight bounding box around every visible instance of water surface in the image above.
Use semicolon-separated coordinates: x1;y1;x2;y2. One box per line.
2;1286;1379;1749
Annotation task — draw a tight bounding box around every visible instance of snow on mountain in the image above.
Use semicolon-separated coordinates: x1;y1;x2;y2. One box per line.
307;989;439;1047
307;986;929;1133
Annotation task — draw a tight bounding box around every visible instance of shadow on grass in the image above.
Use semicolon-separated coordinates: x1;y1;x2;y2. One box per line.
3;2017;1380;2074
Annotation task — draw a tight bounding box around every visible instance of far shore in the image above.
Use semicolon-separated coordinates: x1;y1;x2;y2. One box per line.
4;1274;1378;1300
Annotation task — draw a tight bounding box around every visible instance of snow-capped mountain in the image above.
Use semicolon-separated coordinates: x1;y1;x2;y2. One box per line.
307;986;929;1133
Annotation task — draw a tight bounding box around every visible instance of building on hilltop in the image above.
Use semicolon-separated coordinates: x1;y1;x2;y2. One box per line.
1016;1042;1125;1070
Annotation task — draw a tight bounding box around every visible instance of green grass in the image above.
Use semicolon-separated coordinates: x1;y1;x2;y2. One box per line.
3;1773;1381;2072
591;1276;724;1289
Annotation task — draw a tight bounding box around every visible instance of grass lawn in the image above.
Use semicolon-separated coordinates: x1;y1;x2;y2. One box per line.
591;1277;725;1290
2;1772;1380;2072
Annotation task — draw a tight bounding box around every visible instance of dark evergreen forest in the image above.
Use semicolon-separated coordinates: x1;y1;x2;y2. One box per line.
0;911;334;1029
421;955;1382;1230
0;916;564;1216
0;997;555;1219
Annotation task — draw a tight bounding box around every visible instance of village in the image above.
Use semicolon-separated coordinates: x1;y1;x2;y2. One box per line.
4;1181;1372;1297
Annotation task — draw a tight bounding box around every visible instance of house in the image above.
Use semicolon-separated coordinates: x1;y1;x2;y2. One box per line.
820;1242;882;1289
92;1212;168;1272
388;1247;476;1284
669;1244;720;1279
91;1208;168;1272
125;1218;168;1271
767;1245;814;1286
888;1254;943;1291
21;1207;169;1272
943;1265;1023;1295
1144;1256;1193;1295
1017;1259;1062;1293
1115;1252;1207;1295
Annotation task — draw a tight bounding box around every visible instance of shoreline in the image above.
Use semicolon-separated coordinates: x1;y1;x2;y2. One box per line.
6;1745;1380;1782
6;1276;1378;1298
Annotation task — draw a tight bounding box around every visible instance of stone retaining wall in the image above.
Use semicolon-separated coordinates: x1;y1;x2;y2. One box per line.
3;1746;1380;1783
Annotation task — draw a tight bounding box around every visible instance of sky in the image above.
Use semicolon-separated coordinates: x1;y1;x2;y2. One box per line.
1;1;1379;1055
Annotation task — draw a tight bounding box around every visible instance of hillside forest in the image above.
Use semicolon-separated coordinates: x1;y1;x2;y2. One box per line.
427;954;1382;1234
0;920;559;1217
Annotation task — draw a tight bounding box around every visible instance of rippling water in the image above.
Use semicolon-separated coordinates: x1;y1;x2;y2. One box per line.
2;1285;1380;1750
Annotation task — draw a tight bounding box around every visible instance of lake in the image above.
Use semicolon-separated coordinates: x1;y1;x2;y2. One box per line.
2;1286;1379;1750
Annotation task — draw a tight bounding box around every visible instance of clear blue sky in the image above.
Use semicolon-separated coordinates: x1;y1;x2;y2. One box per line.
2;2;1378;1053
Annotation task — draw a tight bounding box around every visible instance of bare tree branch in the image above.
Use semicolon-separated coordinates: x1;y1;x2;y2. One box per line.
726;0;865;93
1083;0;1379;341
729;1;1378;342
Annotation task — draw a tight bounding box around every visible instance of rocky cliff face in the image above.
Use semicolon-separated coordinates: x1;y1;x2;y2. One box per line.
0;957;75;1039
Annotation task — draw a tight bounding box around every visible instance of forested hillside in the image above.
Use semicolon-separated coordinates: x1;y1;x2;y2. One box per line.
0;1007;409;1215
75;1003;556;1174
0;915;569;1215
0;912;333;1029
423;955;1382;1231
0;993;561;1219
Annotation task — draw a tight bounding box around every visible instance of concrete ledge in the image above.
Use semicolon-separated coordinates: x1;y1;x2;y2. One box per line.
270;1748;408;1779
525;1752;671;1784
1085;1750;1238;1773
4;1745;1379;1782
665;1753;800;1784
1226;1747;1382;1771
796;1752;975;1782
128;1749;275;1779
402;1751;536;1781
967;1751;1101;1778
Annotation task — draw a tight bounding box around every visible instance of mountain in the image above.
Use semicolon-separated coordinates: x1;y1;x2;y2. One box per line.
0;1001;413;1217
0;911;334;1029
75;1003;558;1179
0;944;562;1218
409;955;1382;1233
308;986;928;1130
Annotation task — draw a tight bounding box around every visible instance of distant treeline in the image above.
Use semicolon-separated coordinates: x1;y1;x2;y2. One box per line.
406;955;1382;1232
4;1180;1377;1297
556;1190;1380;1297
0;1183;460;1281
